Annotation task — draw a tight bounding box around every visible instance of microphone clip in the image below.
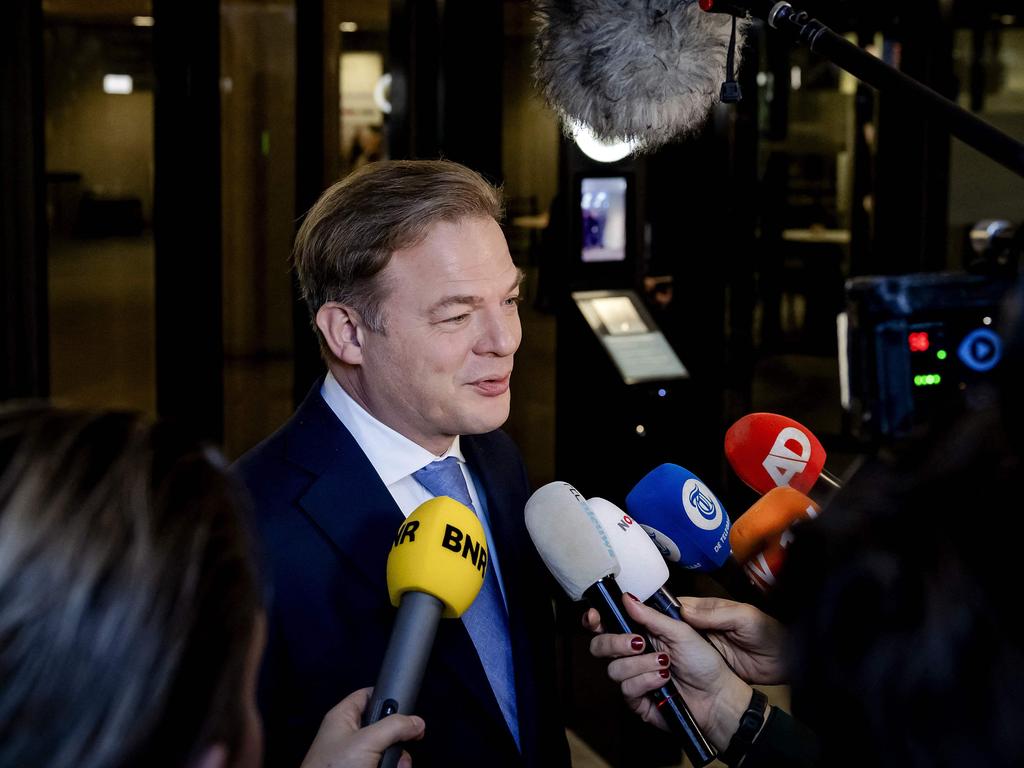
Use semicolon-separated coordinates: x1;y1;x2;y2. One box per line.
721;80;743;104
720;13;744;104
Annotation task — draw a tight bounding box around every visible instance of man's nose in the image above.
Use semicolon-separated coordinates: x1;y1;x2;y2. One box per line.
476;308;521;356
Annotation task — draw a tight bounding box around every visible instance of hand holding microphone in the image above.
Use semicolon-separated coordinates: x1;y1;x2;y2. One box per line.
362;497;489;768
673;597;787;685
301;688;425;768
584;594;760;756
525;482;716;767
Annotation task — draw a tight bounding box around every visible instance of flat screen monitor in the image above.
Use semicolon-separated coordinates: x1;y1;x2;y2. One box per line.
580;176;627;263
573;290;689;384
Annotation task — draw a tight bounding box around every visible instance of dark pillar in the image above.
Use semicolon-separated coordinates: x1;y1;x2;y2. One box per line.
153;0;224;441
388;0;442;159
388;0;502;181
872;0;955;274
293;0;328;403
439;0;503;182
1;0;48;401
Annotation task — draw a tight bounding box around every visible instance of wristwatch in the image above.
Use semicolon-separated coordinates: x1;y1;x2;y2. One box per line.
719;687;769;767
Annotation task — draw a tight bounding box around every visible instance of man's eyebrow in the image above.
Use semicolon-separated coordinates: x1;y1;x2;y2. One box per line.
428;271;527;314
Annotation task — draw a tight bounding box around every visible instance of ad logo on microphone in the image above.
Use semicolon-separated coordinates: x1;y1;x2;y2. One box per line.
761;427;812;488
681;478;723;531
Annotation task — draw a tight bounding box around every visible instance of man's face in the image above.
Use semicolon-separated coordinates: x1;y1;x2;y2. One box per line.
356;216;523;454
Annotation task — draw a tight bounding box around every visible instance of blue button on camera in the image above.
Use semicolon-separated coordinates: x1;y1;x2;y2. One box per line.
958;328;1003;372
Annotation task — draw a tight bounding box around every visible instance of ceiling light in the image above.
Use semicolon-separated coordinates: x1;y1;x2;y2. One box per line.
103;74;133;95
569;121;641;164
373;73;393;114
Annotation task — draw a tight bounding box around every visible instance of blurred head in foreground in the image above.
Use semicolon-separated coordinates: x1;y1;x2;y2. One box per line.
0;406;262;768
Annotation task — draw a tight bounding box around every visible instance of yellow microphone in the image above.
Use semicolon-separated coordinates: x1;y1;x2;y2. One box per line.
364;497;488;768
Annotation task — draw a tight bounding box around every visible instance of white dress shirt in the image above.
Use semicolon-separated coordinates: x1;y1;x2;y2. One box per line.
321;371;510;605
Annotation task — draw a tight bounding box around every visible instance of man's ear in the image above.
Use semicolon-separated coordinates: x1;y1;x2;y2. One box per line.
316;303;365;365
190;744;228;768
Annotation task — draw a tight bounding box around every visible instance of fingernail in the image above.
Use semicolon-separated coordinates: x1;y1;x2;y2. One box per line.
630;636;645;651
657;653;669;666
659;668;670;679
624;592;639;602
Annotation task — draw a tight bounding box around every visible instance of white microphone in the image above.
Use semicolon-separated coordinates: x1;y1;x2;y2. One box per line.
587;497;684;621
525;482;716;766
533;0;748;149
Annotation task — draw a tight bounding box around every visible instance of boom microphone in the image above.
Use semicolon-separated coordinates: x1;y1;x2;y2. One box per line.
525;482;716;767
725;412;842;501
587;496;684;621
363;497;488;768
533;0;748;149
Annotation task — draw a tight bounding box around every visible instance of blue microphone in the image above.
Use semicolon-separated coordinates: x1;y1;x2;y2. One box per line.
626;464;732;571
626;464;764;607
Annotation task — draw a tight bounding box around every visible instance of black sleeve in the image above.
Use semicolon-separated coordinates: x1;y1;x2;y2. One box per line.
740;706;821;768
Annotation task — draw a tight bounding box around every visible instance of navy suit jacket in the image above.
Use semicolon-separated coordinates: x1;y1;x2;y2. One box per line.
234;381;570;767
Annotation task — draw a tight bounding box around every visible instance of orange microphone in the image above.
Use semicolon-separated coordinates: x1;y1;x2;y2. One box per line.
729;486;821;563
729;487;821;592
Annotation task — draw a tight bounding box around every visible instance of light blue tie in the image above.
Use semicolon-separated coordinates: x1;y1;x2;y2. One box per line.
412;457;520;749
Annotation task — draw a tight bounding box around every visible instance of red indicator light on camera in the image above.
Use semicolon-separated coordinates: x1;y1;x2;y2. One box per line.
699;0;715;11
908;332;930;353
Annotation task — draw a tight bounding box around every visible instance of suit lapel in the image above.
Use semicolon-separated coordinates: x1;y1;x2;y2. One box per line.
284;387;516;750
286;387;403;595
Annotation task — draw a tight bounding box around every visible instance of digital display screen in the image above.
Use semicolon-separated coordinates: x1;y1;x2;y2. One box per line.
587;296;649;336
581;177;627;263
573;290;689;384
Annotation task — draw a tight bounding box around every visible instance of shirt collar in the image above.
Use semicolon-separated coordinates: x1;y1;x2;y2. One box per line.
321;370;465;486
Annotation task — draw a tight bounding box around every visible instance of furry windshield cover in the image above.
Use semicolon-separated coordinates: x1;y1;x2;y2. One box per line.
533;0;749;151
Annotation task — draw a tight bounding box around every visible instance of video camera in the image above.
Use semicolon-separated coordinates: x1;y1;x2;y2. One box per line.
841;220;1021;439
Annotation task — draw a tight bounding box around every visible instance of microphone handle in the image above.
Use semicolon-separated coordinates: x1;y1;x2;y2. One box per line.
645;586;684;623
363;591;444;768
718;557;776;611
586;578;717;767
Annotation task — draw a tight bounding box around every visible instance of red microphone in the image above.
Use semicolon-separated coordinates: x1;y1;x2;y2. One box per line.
724;413;842;501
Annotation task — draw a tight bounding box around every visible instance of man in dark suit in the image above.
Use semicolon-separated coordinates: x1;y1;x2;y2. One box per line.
235;160;570;767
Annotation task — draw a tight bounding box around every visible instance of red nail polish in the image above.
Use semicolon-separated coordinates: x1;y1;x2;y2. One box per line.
659;668;670;679
624;592;639;602
630;637;645;651
657;653;669;666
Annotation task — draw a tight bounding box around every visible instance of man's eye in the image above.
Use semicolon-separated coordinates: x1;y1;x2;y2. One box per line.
505;295;523;307
444;314;470;324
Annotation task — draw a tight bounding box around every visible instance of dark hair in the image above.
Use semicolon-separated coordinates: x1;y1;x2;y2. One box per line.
777;277;1024;767
0;406;261;768
291;159;504;346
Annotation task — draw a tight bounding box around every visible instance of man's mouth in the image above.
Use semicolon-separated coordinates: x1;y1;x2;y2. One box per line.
468;373;511;396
